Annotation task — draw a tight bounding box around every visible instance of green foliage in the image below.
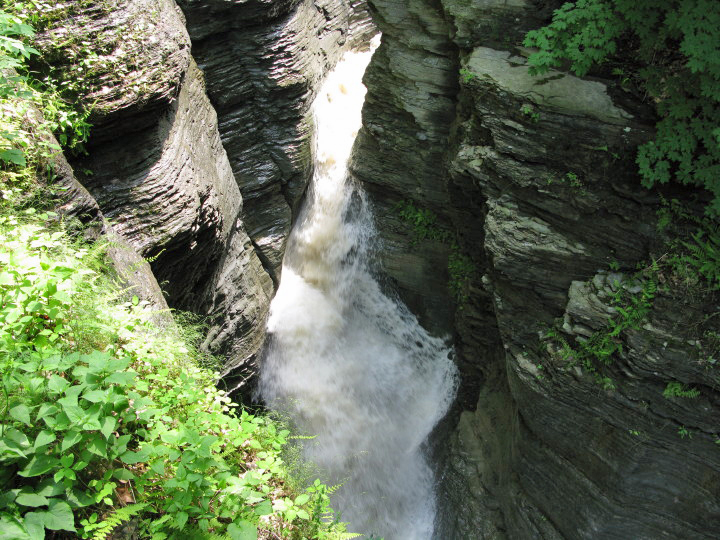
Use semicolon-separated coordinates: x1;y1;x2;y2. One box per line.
448;249;475;304
459;67;476;84
546;171;587;195
524;0;720;214
0;5;91;164
657;197;720;290
545;271;656;384
0;209;359;539
395;201;477;304
0;8;39;168
81;503;146;540
520;103;540;123
0;7;359;539
663;381;700;399
394;200;451;244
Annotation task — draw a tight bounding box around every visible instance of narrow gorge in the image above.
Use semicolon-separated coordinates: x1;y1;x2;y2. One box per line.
260;43;457;538
2;0;719;539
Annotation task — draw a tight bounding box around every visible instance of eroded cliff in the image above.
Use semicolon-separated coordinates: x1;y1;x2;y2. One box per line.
350;0;720;538
39;0;373;391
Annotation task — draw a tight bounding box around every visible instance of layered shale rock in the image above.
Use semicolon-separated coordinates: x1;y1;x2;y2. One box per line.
39;0;375;389
177;0;375;283
36;0;273;385
353;0;720;538
349;0;459;333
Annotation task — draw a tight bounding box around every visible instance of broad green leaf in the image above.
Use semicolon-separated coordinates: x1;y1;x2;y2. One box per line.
61;430;83;452
0;430;29;459
36;403;59;424
174;511;188;530
10;404;31;425
0;148;25;166
43;499;76;531
253;500;272;516
81;389;106;403
100;416;116;439
294;493;309;506
105;372;135;385
58;395;84;424
112;468;134;481
64;488;95;508
0;515;35;540
36;479;65;498
86;433;107;457
120;446;151;464
16;492;49;507
21;512;45;540
33;430;56;450
19;454;57;477
159;430;181;445
227;521;257;540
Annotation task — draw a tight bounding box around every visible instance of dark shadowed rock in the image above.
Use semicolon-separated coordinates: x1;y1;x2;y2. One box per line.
349;0;459;334
177;0;375;283
351;0;720;538
35;0;273;384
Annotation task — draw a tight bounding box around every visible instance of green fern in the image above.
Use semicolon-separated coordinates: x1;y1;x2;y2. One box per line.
663;381;701;399
86;503;147;540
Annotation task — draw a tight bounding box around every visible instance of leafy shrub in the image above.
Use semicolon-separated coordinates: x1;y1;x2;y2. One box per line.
524;0;720;214
0;5;91;165
0;212;360;539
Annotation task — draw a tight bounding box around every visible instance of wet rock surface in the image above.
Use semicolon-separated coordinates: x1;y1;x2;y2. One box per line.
43;0;375;390
353;0;720;538
177;0;375;283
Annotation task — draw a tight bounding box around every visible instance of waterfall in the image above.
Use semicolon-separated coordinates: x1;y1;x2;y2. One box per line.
259;38;458;540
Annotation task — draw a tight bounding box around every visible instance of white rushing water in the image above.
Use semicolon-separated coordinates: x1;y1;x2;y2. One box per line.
259;38;458;539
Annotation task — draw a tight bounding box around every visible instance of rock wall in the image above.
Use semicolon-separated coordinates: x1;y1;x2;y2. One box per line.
43;0;720;535
42;0;373;390
352;0;720;538
177;0;375;284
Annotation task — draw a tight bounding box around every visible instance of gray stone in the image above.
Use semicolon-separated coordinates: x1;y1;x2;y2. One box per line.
177;0;375;282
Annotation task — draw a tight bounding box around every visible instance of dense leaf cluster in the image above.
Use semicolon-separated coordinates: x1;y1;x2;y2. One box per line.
0;214;359;539
524;0;720;213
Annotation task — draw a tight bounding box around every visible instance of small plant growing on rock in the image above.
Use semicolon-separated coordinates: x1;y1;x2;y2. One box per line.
663;381;700;399
459;67;476;84
520;103;540;123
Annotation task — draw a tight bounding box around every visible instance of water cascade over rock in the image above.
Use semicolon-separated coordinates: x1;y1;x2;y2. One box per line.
259;39;459;539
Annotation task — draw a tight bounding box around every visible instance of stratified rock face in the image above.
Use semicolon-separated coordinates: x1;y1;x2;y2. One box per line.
44;0;375;388
38;0;274;382
177;0;375;283
353;0;720;538
349;0;459;333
